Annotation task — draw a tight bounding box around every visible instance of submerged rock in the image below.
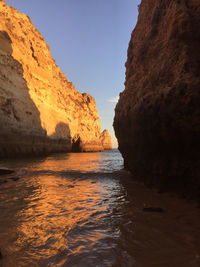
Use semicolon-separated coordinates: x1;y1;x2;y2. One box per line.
11;177;20;181
114;0;200;198
143;207;165;213
0;180;8;184
0;168;14;175
0;0;111;156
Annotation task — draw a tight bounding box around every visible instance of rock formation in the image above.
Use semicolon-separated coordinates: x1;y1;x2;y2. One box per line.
114;0;200;198
99;129;112;150
0;0;111;156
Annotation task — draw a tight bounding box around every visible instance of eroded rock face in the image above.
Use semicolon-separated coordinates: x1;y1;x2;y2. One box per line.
114;0;200;198
99;130;112;150
0;0;111;156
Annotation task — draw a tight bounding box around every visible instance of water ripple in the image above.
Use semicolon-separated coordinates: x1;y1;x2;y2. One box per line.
0;151;199;266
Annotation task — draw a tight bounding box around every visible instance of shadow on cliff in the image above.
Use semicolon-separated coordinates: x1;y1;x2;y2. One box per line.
49;122;72;152
50;122;71;140
0;31;70;157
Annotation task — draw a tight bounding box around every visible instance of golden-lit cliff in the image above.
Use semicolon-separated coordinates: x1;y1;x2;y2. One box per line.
0;0;112;156
100;130;112;150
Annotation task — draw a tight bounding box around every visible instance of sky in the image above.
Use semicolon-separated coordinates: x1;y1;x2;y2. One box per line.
6;0;140;148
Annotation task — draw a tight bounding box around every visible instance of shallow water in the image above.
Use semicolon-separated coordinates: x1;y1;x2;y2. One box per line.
0;150;200;267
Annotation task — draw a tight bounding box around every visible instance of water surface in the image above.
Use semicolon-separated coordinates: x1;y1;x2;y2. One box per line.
0;150;199;266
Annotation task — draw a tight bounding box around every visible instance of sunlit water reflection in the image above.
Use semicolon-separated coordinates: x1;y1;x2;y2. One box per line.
0;150;200;266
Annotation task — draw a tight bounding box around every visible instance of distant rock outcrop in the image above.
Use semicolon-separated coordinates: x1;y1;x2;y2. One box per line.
114;0;200;198
100;130;112;150
0;0;111;156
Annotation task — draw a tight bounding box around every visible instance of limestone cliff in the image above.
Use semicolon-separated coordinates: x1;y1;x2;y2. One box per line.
114;0;200;198
99;130;112;150
0;0;111;156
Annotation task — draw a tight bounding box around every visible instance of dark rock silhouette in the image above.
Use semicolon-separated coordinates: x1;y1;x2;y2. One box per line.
72;134;83;152
114;0;200;199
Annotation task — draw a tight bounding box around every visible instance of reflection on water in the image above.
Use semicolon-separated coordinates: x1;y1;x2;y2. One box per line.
0;151;126;266
0;150;123;174
10;176;121;266
0;150;200;267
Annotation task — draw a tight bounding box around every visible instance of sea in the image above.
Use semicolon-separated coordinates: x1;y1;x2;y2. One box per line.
0;149;200;267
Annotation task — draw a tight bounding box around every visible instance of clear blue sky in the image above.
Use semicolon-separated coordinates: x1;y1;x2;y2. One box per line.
6;0;140;148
